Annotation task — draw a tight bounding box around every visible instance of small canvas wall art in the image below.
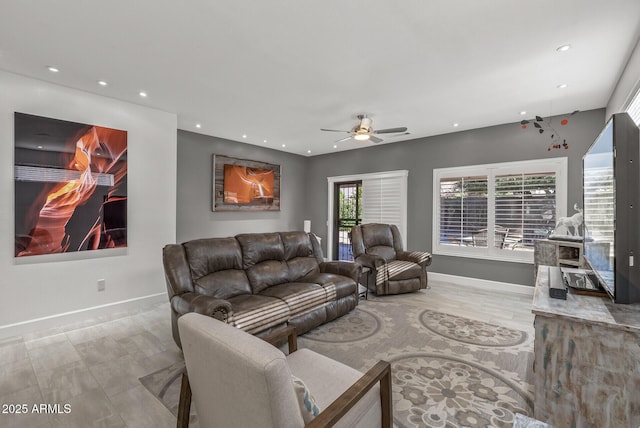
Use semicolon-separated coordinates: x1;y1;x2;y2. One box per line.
14;113;128;257
213;155;280;211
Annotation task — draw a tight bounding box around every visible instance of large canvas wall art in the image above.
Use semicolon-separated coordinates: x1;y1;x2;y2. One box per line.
14;113;128;257
213;154;280;211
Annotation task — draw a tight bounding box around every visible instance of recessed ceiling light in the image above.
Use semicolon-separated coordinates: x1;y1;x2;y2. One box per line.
556;44;571;52
557;83;568;89
520;111;527;116
453;123;459;127
195;123;201;129
242;134;247;139
97;80;108;86
282;144;286;148
36;145;44;149
263;139;267;143
139;91;147;98
307;150;311;154
47;66;59;73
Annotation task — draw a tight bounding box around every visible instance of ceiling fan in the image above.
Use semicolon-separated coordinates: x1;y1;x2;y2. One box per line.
321;114;409;144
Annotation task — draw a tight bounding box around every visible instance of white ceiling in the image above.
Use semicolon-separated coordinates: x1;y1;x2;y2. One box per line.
1;1;639;156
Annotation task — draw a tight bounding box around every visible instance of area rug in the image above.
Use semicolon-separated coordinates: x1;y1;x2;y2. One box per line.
140;298;534;428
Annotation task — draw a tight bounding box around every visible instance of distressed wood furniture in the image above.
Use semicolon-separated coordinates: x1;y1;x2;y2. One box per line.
532;265;640;427
533;239;583;281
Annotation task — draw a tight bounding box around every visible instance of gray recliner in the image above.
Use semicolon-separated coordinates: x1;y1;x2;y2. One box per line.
351;223;432;295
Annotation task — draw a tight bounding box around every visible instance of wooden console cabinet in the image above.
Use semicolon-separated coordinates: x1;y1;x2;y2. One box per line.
533;239;583;281
532;266;640;427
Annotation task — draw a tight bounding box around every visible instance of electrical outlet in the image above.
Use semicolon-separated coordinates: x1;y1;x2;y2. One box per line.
97;279;106;291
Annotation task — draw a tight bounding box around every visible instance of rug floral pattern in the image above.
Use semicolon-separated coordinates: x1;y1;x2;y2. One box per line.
299;301;534;428
141;297;534;428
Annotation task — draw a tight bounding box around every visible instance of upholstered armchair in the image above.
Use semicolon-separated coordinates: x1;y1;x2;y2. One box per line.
177;313;392;428
351;223;432;295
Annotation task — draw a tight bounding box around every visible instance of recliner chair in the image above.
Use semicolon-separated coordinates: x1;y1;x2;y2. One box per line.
351;223;432;295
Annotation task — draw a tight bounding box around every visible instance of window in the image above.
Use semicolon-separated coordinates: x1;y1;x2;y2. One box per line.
433;158;567;263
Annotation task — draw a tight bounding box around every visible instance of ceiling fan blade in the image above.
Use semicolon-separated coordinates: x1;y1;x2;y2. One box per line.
334;136;354;143
321;128;350;133
374;127;408;134
369;135;383;144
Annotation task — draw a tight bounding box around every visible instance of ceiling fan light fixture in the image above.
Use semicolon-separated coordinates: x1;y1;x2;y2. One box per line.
354;133;370;141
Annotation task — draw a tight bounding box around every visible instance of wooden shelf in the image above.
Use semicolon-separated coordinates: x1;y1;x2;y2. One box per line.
534;239;583;281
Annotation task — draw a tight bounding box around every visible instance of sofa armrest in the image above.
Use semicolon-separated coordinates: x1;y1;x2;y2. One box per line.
354;254;385;270
171;292;233;322
319;261;362;283
307;360;392;428
396;250;432;268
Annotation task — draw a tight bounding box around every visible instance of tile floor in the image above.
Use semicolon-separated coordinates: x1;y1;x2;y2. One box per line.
0;280;534;428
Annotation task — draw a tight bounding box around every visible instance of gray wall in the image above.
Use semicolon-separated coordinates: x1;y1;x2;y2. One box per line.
176;130;309;242
305;109;606;286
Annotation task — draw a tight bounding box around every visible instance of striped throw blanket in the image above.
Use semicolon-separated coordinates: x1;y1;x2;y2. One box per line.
376;260;419;286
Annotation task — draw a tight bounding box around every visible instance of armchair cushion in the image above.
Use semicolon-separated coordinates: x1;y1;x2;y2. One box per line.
375;260;422;286
287;349;382;428
361;223;395;248
366;246;397;262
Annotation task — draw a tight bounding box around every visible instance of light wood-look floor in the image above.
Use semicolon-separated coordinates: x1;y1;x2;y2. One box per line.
0;279;535;428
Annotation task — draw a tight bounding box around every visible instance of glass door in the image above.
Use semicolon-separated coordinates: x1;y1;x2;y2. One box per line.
333;181;362;260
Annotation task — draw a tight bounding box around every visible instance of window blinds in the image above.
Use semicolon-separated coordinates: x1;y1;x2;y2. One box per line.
494;172;557;250
438;176;488;247
361;175;406;244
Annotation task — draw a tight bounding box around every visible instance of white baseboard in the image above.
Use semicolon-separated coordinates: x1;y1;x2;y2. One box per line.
0;292;168;340
429;272;534;297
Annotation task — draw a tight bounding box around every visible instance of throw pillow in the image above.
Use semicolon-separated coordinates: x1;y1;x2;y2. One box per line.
291;374;321;423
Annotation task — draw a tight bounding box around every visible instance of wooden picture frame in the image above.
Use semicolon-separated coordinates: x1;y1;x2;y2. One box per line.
212;154;280;211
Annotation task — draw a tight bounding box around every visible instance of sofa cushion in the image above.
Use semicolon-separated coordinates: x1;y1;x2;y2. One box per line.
287;257;320;282
246;260;290;294
227;294;290;334
301;272;357;300
237;233;285;268
184;238;252;299
193;270;251;299
184;237;243;277
260;282;327;317
280;231;314;260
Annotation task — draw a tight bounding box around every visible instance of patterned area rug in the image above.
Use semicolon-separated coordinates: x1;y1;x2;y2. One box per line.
140;297;534;428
